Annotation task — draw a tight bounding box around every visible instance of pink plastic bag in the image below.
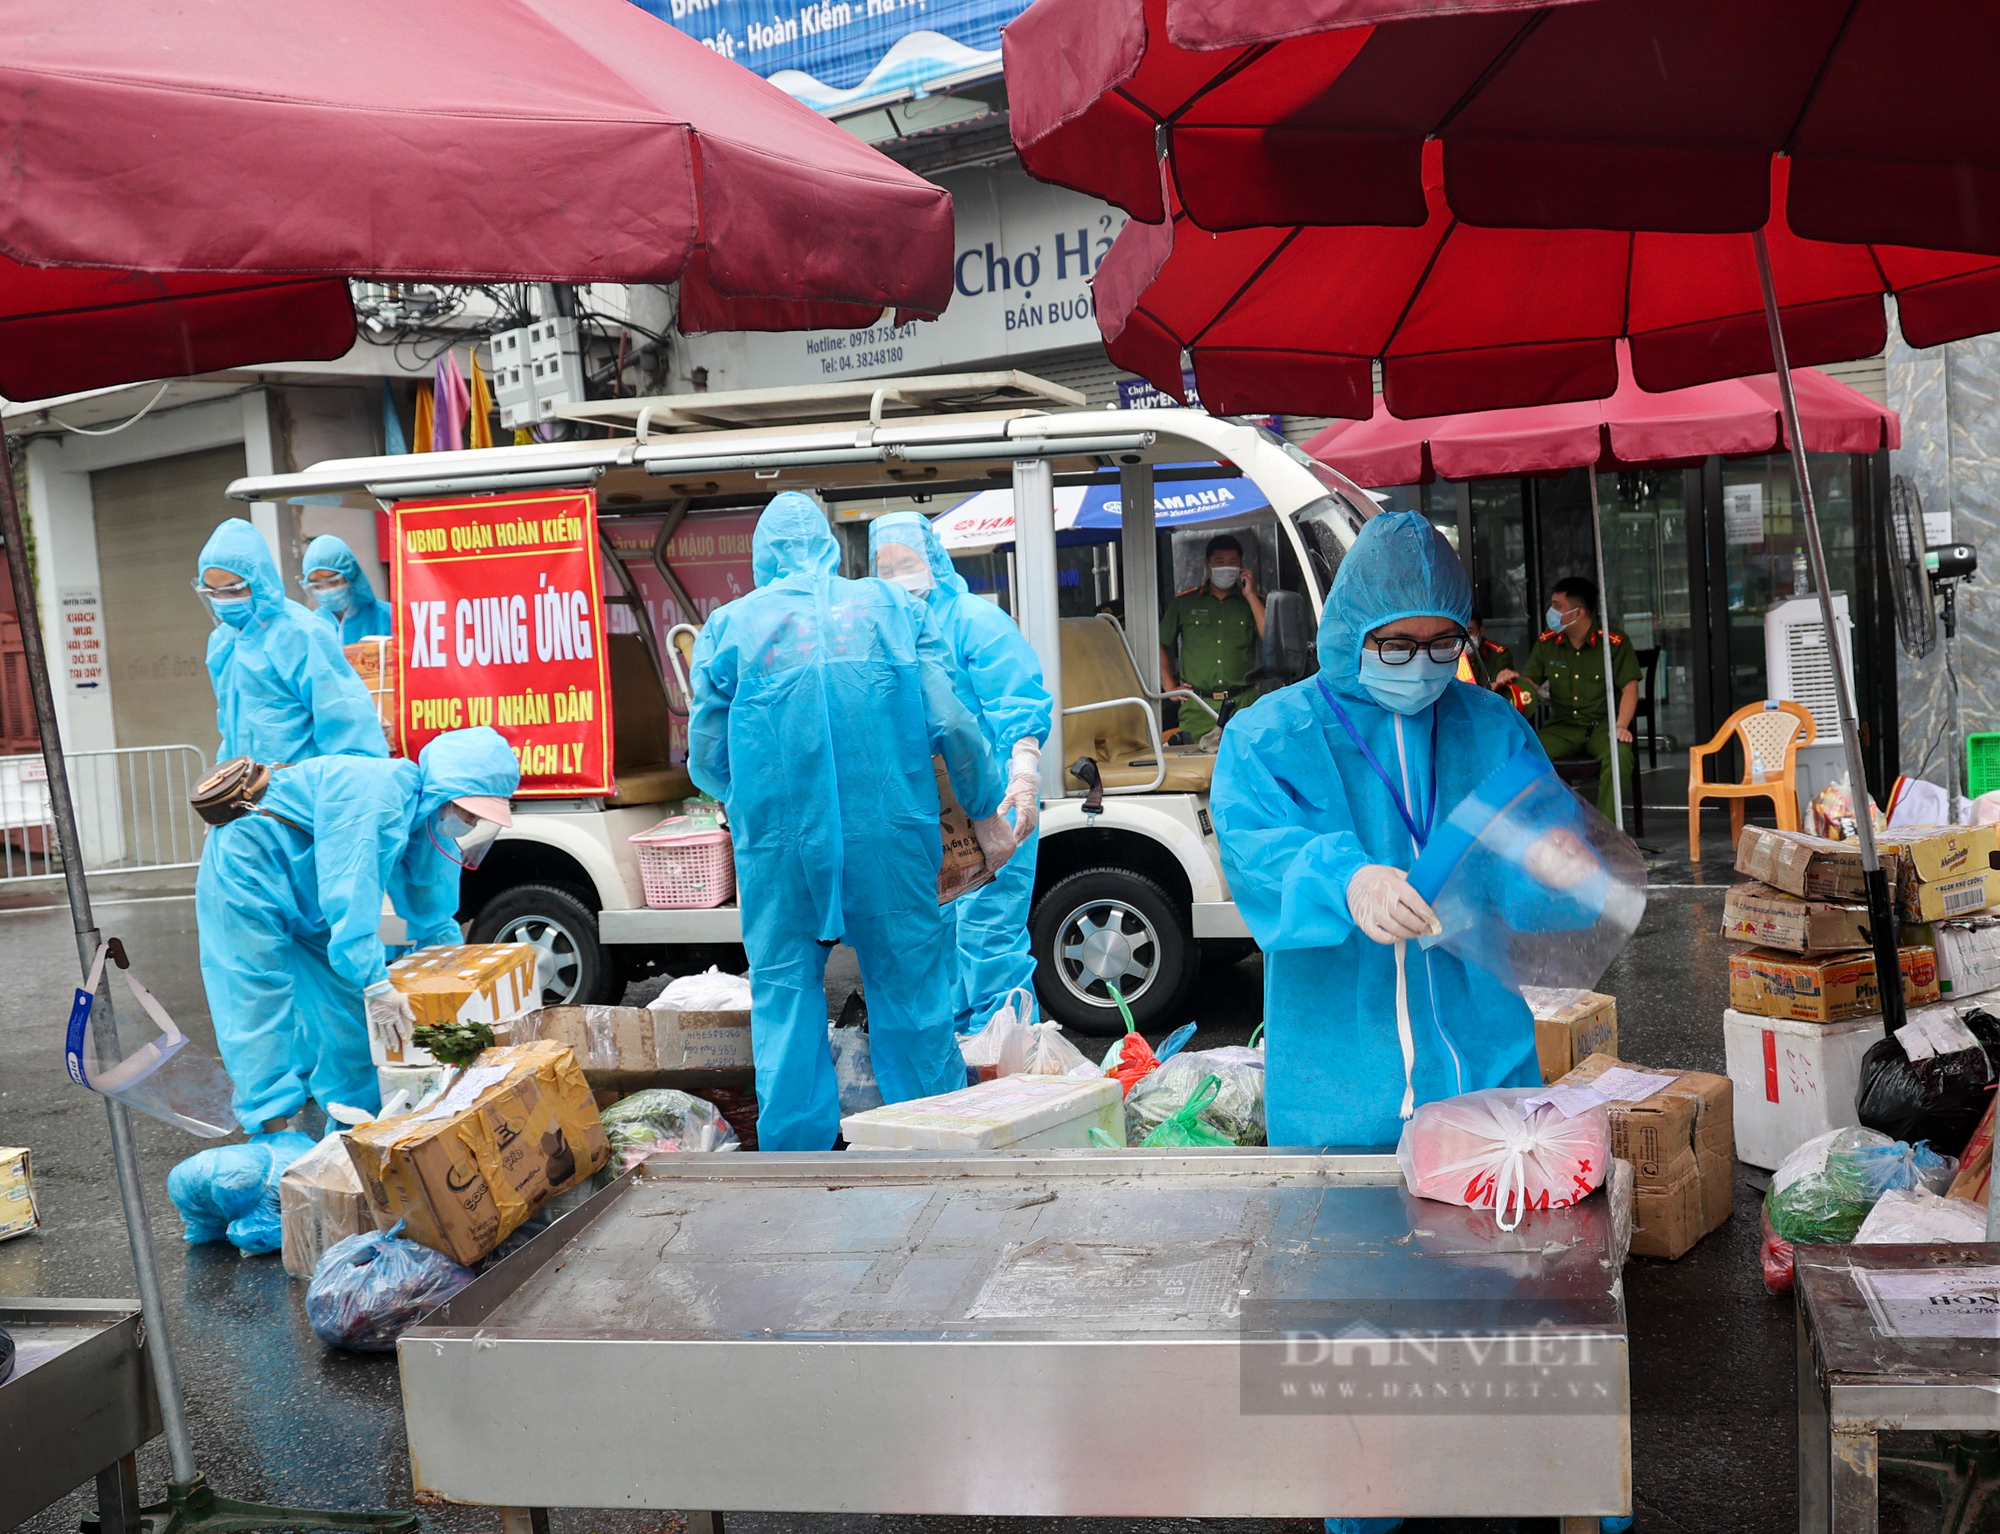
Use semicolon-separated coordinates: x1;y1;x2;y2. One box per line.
1396;1088;1612;1231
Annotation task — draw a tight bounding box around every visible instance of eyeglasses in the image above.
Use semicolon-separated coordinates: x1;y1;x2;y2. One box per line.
1368;632;1469;665
303;577;348;595
191;577;252;601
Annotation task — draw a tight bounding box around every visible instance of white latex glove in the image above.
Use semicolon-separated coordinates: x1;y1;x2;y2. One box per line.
1346;864;1440;944
972;812;1017;875
363;980;417;1059
1000;738;1042;842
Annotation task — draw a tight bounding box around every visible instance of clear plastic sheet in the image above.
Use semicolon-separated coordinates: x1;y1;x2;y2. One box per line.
1409;748;1648;995
65;942;235;1137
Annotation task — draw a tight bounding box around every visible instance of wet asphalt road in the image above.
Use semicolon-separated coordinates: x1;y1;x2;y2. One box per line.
0;781;1947;1534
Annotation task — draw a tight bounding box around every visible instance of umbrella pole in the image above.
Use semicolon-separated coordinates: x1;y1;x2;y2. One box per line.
1753;230;1906;1037
1585;469;1626;832
0;433;416;1534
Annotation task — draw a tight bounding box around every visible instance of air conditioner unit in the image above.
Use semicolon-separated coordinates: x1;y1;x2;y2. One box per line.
1765;593;1855;808
490;317;585;429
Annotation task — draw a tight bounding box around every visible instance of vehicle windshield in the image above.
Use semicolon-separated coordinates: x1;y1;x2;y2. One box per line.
1247;428;1376;613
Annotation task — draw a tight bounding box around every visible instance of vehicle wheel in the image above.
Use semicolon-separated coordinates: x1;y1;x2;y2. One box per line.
468;883;615;1007
1030;867;1199;1037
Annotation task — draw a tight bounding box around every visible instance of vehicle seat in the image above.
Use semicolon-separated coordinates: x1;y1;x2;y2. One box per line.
605;633;694;808
1059;616;1215;793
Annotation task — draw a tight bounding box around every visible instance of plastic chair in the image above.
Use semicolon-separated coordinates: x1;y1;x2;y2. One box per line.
1687;700;1816;862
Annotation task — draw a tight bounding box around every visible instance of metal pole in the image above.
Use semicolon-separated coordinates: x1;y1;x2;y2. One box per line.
1119;463;1159;684
1753;230;1906;1036
1586;469;1625;830
0;430;201;1483
1012;458;1064;801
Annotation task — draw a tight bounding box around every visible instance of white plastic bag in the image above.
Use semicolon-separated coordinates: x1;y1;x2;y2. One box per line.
958;988;1035;1080
1855;1186;1990;1245
652;966;753;1012
829;1025;884;1115
1396;1087;1613;1231
1022;1021;1097;1078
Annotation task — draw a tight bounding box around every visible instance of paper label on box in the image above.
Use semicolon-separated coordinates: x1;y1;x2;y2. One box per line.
1895;1007;1981;1062
1589;1067;1679;1103
1519;1084;1609;1119
406;1064;510;1126
1857;1266;2000;1339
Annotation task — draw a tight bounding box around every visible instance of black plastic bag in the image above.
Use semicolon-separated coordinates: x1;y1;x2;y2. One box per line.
1855;1007;2000;1158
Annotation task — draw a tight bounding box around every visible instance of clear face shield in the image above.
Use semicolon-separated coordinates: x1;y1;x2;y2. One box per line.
192;573;255;627
428;803;504;870
65;942;235;1137
871;537;934;595
1408;748;1648;994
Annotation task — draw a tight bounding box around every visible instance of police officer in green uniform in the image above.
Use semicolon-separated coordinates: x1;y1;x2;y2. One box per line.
1464;613;1516;689
1498;576;1639;822
1159;534;1265;735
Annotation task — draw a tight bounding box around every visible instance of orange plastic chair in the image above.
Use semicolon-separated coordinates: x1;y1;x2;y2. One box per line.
1687;700;1817;862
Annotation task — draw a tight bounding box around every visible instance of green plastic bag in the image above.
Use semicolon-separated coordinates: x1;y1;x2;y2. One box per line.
1141;1075;1233;1148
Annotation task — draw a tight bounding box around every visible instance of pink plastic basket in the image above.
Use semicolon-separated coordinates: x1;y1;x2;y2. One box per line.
631;817;737;909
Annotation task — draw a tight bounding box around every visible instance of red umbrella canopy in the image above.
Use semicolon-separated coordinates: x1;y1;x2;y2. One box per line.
1007;0;2000;255
1306;343;1899;488
1094;150;2000;420
0;0;953;399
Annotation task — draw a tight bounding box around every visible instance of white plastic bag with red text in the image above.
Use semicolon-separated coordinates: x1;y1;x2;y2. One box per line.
1396;1087;1612;1231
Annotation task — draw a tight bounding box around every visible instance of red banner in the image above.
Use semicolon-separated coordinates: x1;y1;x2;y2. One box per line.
394;489;613;797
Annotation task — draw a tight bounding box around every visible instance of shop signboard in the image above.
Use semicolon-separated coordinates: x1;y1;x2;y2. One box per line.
678;165;1126;391
630;0;1027;111
601;512;759;759
394;489;613;797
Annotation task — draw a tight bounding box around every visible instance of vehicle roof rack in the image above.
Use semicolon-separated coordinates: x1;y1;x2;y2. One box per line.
557;370;1086;437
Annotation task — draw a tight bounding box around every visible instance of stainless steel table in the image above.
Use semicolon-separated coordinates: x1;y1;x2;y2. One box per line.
400;1149;1629;1528
1796;1244;2000;1533
2;1298;161;1534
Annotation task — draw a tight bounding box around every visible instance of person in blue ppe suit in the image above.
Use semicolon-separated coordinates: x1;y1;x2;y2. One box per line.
689;494;1015;1152
869;512;1051;1034
195;519;386;764
1214;514;1631;1534
195;726;520;1131
299;533;393;643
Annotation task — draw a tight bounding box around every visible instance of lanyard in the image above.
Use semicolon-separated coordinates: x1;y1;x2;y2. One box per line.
1316;677;1437;848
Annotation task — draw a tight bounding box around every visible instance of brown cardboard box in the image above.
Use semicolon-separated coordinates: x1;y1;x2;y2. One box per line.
512;1004;753;1089
0;1146;38;1242
1522;988;1619;1083
935;756;991;904
1720;881;1877;954
1727;944;1940;1022
1557;1053;1734;1259
381;943;538;1065
279;1132;384;1279
1736;823;1998;918
343;637;396;740
343;1041;608;1265
1901;870;2000;924
1734;825;1884;902
1880;824;2000;884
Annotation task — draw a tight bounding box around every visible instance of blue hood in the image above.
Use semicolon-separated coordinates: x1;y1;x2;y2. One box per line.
301;534;379;607
752;494;840;586
414;726;520;818
197;519;287;626
869;511;970;600
1319;511;1471;701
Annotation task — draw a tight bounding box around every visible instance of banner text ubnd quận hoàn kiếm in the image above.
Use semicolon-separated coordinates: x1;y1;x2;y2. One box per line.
394;488;613;797
627;0;1027;112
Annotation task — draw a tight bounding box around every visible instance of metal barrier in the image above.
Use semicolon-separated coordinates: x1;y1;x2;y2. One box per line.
0;745;210;881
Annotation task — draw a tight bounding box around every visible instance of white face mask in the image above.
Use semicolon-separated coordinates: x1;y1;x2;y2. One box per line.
890;570;933;596
1209;564;1242;590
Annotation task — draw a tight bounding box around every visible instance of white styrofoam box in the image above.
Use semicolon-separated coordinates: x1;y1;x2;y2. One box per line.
376;1062;447;1113
841;1074;1122;1151
1723;1008;1880;1171
1935;919;2000;998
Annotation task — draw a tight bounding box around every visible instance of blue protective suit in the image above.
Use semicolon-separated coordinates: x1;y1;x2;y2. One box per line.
869;512;1052;1034
301;533;393;643
195;727;520;1129
689;494;1006;1151
1213;512;1547;1149
198;519;386;764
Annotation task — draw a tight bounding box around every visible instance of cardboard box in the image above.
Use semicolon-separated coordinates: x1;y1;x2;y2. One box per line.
512;1004;753;1089
935;755;993;905
1556;1054;1734;1260
1734;825;1884;902
0;1146;37;1242
343;637;396;739
1902;870;2000;924
279;1132;384;1279
344;1041;608;1265
841;1074;1122;1150
1931;917;2000;999
381;943;538;1066
1521;987;1619;1083
1727;944;1940;1023
1721;881;1877;955
1880;823;2000;884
